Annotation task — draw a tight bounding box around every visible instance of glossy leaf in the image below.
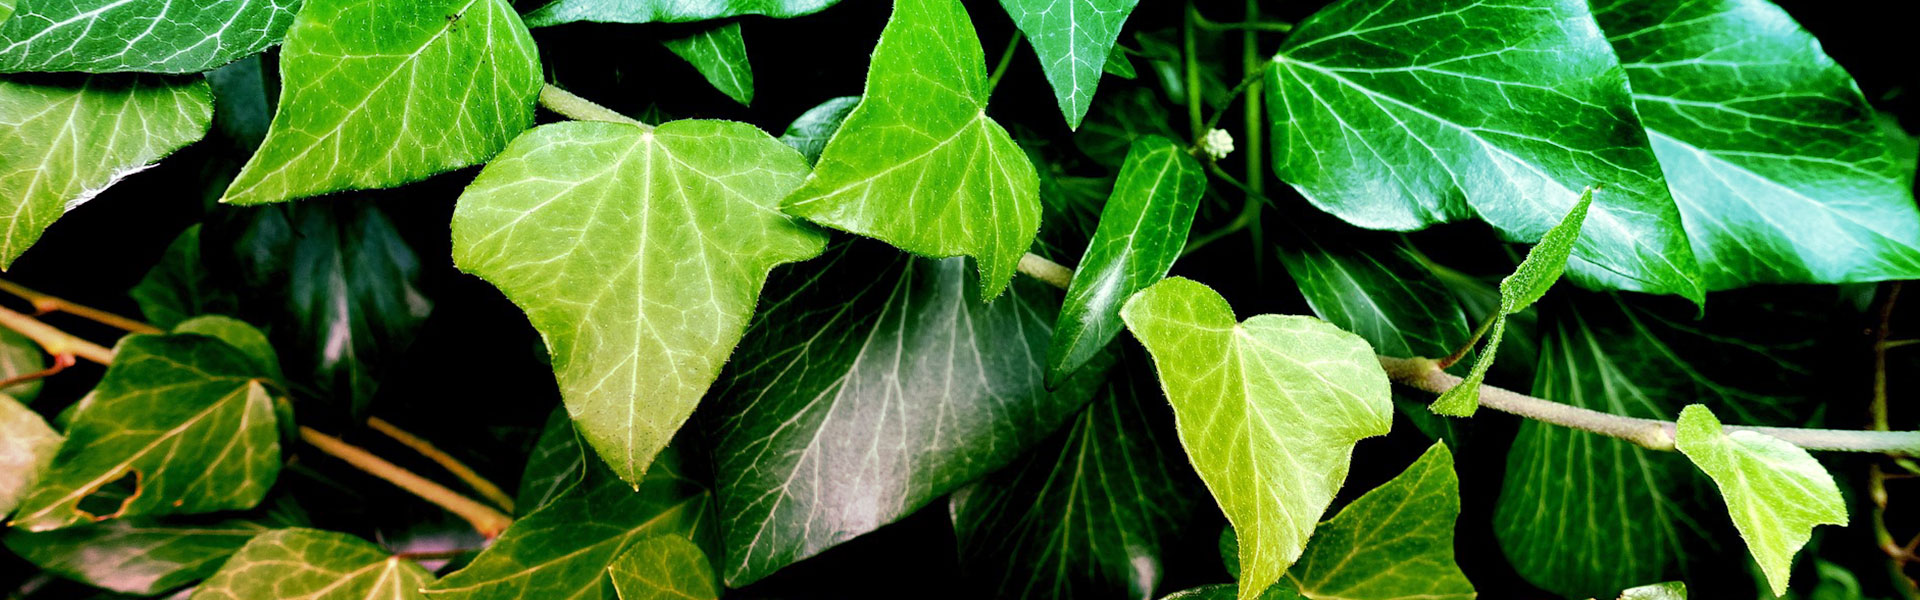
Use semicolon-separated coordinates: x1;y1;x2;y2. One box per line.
0;326;43;400
1620;582;1687;600
0;74;211;268
1675;404;1844;595
174;315;284;381
515;408;585;513
781;0;1041;301
219;0;541;205
661;22;752;106
997;0;1139;129
0;0;299;73
1266;0;1702;300
3;518;268;595
607;535;719;600
1119;277;1392;600
1597;0;1920;289
1160;584;1301;600
454;120;825;483
708;241;1106;586
1431;189;1590;416
525;0;840;27
950;355;1199;599
427;446;715;600
1047;135;1203;384
0;392;57;517
132;225;238;330
192;528;433;600
1282;443;1473;599
778;95;857;165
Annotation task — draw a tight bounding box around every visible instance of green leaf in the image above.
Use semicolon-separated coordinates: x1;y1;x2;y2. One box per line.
950;353;1200;599
515;407;586;513
453;120;825;483
132;225;239;330
1266;0;1702;301
427;445;715;600
778;95;857;165
1431;189;1591;416
1595;0;1920;289
0;0;299;73
1160;584;1302;600
1102;45;1134;79
0;74;211;268
8;332;280;531
608;535;719;600
1282;443;1473;599
0;0;12;22
781;0;1041;301
0;392;57;517
1675;404;1845;596
661;22;752;106
1047;135;1204;384
173;315;284;382
1075;87;1179;168
219;0;541;205
191;528;433;600
3;518;268;595
1119;277;1393;600
997;0;1139;129
524;0;840;27
0;326;44;400
708;240;1106;586
1620;582;1687;600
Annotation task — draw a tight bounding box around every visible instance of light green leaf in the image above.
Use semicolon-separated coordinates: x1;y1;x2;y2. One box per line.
0;74;211;268
525;0;840;27
192;528;433;600
0;392;57;517
608;535;719;600
1266;0;1702;301
453;120;825;484
1047;135;1203;384
661;22;752;106
219;0;541;205
997;0;1139;129
1620;582;1687;600
1431;188;1591;416
132;225;238;330
0;326;43;400
1160;584;1302;600
1597;0;1920;289
9;333;280;531
428;446;714;600
950;353;1200;599
1283;443;1473;599
515;407;585;513
781;0;1041;301
3;518;268;595
1675;404;1845;595
0;0;299;73
709;241;1106;586
778;95;857;165
1119;277;1393;600
0;0;12;22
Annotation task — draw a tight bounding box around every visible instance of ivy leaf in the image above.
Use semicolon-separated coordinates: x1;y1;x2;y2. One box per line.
173;315;284;382
9;332;281;531
0;0;11;22
453;120;825;484
1620;582;1687;600
608;535;720;600
1430;189;1591;416
1266;0;1702;301
1281;443;1473;599
1119;277;1392;600
661;22;752;106
1047;135;1204;385
997;0;1139;129
1674;404;1845;595
219;0;541;205
132;225;239;330
781;0;1041;301
1595;0;1920;289
778;95;857;165
428;445;715;600
524;0;840;27
515;408;586;513
0;74;211;268
708;241;1106;586
950;352;1200;599
3;518;268;595
191;528;433;600
1;327;44;400
1160;584;1301;600
0;393;57;517
1074;88;1179;169
0;0;299;73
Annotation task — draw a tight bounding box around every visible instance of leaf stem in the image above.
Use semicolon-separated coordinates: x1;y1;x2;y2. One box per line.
986;32;1023;96
0;278;162;334
297;426;513;538
1183;3;1204;141
0;306;112;365
367;416;516;513
1434;313;1495;370
1241;0;1265;285
1189;6;1295;33
538;84;648;129
1011;252;1920;456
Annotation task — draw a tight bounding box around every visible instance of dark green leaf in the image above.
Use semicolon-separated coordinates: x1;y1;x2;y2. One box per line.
1074;87;1179;168
0;392;57;517
0;0;299;73
132;225;239;330
174;315;283;382
0;326;44;400
191;528;433;600
515;407;585;513
1675;405;1844;596
524;0;840;27
708;240;1106;586
1159;583;1302;600
1103;45;1134;80
608;535;719;600
661;22;752;106
781;0;1041;301
3;518;268;595
778;95;858;166
997;0;1139;129
1282;443;1473;599
1047;135;1204;384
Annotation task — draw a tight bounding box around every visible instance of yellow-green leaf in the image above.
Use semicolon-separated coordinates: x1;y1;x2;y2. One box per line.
1674;404;1844;596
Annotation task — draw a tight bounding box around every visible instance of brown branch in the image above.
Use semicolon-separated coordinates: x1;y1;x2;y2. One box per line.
0;278;161;334
298;426;513;538
367;417;516;513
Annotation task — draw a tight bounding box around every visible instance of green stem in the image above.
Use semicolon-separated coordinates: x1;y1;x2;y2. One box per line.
1183;3;1203;141
538;84;647;129
1190;5;1295;33
1241;0;1265;284
986;32;1023;96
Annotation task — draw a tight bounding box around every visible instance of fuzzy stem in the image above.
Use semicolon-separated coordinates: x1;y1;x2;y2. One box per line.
367;417;516;513
298;426;513;538
538;84;646;128
0;278;161;334
0;306;112;365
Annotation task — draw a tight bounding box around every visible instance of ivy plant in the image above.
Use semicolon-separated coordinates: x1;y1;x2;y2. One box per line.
1;0;1918;598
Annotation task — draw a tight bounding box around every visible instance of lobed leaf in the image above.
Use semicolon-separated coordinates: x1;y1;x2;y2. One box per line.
1674;404;1845;595
607;535;719;600
191;528;433;600
1282;443;1473;599
0;0;299;74
996;0;1139;129
661;22;753;106
131;225;238;330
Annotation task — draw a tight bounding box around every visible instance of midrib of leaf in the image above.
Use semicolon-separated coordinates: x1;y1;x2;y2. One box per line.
427;493;705;599
790;114;990;208
0;0;140;52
